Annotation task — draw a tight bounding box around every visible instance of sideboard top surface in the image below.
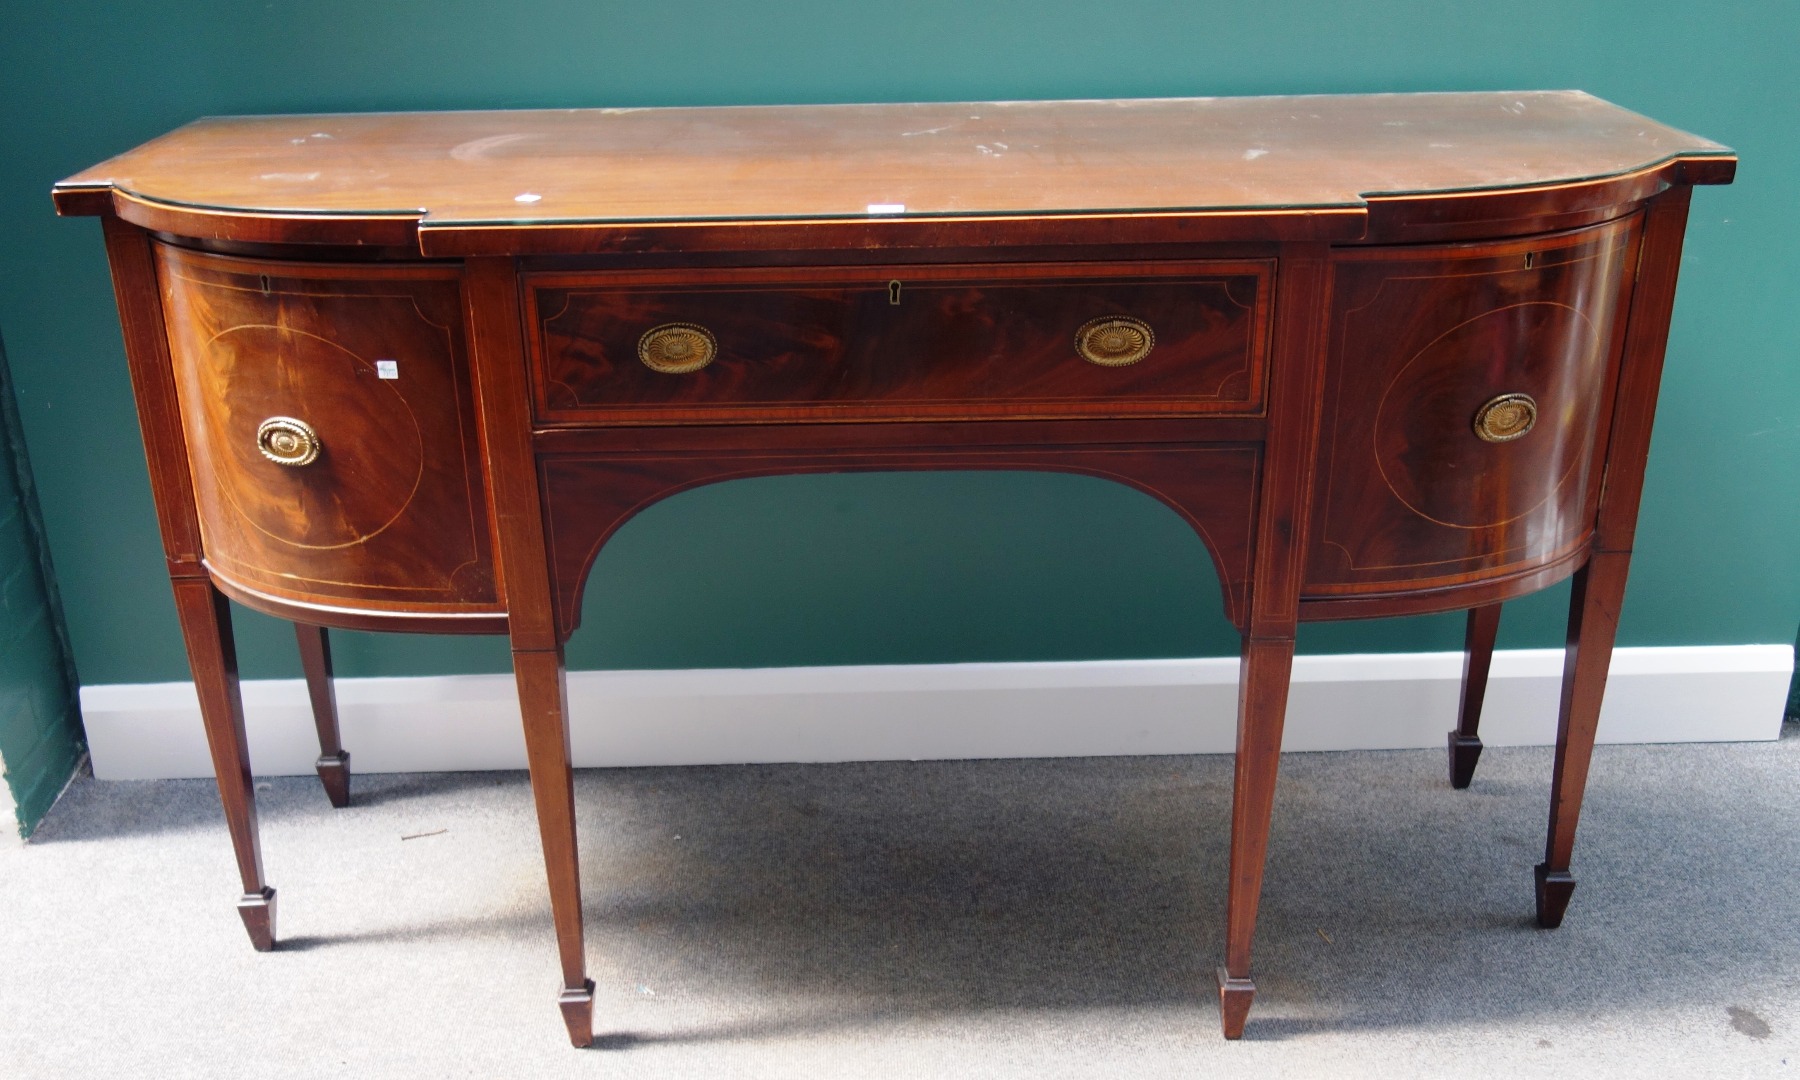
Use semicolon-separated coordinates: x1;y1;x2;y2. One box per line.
57;92;1731;235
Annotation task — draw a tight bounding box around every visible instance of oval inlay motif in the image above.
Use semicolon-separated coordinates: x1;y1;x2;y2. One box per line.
210;324;426;550
1371;302;1598;530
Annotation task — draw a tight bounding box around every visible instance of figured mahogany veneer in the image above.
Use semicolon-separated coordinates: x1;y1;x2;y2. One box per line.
155;245;500;619
1305;217;1639;599
529;261;1271;425
56;93;1733;1049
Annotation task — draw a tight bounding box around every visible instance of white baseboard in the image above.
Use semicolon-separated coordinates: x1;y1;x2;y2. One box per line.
0;780;20;844
78;645;1794;781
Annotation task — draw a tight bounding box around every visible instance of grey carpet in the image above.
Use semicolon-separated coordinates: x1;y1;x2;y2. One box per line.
3;726;1798;1078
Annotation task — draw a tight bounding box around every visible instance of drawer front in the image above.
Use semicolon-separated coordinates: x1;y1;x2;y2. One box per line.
1304;217;1640;595
155;246;498;611
527;261;1271;424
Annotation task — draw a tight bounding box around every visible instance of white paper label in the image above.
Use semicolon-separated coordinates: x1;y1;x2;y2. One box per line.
866;203;905;215
376;360;399;380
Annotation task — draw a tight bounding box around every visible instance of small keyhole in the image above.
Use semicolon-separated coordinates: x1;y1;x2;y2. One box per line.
1524;252;1535;269
259;274;272;295
888;280;902;306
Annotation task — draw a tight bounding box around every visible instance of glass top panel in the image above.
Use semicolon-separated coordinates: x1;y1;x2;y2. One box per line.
59;92;1732;226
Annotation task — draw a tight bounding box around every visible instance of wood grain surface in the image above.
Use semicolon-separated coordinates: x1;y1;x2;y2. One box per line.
57;93;1730;223
155;245;500;614
530;261;1270;424
1304;216;1640;598
62;97;1734;1045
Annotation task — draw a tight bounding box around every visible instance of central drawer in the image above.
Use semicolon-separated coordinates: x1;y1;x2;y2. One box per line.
525;261;1272;424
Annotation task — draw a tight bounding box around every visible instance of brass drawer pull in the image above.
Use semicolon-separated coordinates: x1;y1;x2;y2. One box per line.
638;322;718;374
1075;316;1155;367
1473;393;1538;443
256;416;321;466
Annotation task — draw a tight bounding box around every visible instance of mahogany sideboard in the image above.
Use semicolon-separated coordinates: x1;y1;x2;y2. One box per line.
54;92;1734;1044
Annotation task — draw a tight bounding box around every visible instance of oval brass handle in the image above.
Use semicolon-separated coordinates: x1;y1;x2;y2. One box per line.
1473;393;1538;443
1075;316;1155;367
256;417;321;466
638;322;718;374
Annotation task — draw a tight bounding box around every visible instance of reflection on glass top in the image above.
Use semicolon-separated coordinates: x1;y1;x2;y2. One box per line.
58;92;1733;227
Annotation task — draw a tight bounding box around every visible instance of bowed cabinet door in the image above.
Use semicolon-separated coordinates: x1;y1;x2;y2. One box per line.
155;245;499;617
1304;216;1642;600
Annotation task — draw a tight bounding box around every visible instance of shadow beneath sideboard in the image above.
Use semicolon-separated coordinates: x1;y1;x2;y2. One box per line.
557;733;1800;1042
28;730;1800;1045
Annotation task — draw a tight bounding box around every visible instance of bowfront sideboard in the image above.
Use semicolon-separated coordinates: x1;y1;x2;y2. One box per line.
55;92;1734;1044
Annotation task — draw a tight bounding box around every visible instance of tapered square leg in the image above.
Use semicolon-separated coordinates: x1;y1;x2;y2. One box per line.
515;647;594;1048
171;578;276;951
1218;635;1295;1040
1447;604;1501;789
467;256;597;1048
1538;552;1630;929
296;623;351;808
1530;191;1696;930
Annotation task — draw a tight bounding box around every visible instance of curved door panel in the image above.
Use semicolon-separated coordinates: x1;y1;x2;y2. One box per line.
1305;216;1640;596
156;245;498;614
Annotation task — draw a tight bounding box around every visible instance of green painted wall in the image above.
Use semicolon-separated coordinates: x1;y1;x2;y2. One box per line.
0;1;1793;686
0;328;84;835
1789;624;1800;720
